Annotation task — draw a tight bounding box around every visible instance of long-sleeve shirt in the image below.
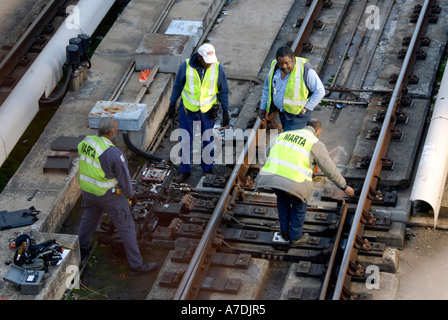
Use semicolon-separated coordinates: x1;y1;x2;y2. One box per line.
170;53;229;111
100;146;134;197
259;63;325;112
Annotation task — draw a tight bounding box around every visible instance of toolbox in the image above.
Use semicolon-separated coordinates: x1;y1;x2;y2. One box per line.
3;264;45;295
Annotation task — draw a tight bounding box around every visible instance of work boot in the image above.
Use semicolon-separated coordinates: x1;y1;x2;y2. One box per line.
203;168;213;175
80;247;93;262
129;262;158;276
80;249;89;262
174;172;191;183
289;233;310;248
280;231;289;242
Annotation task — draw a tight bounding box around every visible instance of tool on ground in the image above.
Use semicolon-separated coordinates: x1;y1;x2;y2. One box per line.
330;103;344;123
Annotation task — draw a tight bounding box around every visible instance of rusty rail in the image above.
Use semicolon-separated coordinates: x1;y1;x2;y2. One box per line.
0;0;67;88
291;0;323;57
173;118;264;299
332;0;435;299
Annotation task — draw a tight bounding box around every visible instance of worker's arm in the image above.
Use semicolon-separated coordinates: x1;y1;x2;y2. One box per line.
217;64;229;112
259;74;270;112
310;141;347;189
304;66;325;111
100;147;135;198
169;61;187;106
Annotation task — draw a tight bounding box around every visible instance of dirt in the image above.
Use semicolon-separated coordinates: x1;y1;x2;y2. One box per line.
396;226;448;300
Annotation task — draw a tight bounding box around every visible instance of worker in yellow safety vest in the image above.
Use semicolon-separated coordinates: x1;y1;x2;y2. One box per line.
168;43;230;183
77;117;158;276
256;118;354;247
258;46;325;131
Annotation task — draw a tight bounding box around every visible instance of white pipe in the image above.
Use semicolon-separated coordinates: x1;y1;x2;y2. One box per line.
410;64;448;228
0;0;115;167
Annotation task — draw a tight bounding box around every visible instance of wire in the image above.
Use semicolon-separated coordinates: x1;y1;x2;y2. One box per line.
79;280;109;299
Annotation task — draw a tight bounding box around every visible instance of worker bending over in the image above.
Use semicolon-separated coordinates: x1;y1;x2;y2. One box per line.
256;118;354;247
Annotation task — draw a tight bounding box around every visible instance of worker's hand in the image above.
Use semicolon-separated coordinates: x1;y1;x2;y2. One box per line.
168;103;176;119
130;194;138;207
258;108;266;120
344;185;355;197
222;110;230;127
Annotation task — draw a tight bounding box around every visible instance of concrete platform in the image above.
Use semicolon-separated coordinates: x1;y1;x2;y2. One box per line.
146;250;270;300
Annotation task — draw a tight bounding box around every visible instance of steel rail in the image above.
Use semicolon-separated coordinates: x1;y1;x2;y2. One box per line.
319;201;348;299
358;0;395;89
291;0;323;57
0;0;66;84
329;0;368;90
173;118;263;300
332;0;434;299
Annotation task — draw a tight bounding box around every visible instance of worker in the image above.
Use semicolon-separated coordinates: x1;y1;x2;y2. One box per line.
168;43;230;183
258;45;325;132
255;118;354;247
77;117;158;276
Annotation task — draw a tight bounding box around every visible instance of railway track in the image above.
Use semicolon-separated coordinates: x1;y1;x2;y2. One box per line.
71;0;445;300
0;0;78;106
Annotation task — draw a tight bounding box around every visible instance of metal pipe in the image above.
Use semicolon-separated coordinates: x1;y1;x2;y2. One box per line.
0;0;116;167
410;64;448;227
332;0;432;299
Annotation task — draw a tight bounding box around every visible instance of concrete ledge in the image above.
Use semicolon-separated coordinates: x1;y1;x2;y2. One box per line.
357;247;400;274
364;222;406;248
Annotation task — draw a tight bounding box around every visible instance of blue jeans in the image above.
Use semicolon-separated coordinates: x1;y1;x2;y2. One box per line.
279;109;312;132
273;188;307;241
178;105;215;174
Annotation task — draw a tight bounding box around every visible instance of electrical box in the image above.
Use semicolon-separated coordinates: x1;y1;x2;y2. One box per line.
3;264;45;295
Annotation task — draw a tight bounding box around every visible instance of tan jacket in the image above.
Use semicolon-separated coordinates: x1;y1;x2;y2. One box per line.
255;126;346;202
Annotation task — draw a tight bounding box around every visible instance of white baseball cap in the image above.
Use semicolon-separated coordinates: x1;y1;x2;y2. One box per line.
198;43;218;64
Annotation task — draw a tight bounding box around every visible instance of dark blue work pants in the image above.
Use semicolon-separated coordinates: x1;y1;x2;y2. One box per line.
178;105;215;174
273;188;307;241
279;109;312;132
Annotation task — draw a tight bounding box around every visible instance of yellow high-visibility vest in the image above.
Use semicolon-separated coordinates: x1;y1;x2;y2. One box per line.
266;57;309;114
78;135;118;196
181;59;219;113
261;129;318;183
